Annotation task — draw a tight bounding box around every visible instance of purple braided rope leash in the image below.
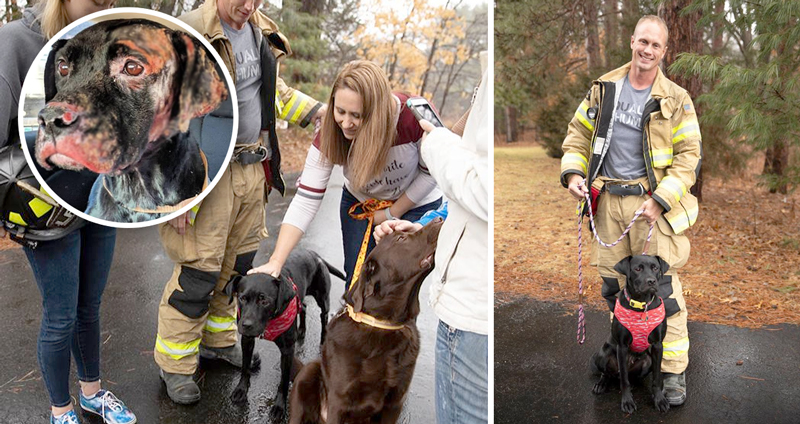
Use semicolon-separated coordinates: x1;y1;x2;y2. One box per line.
575;180;654;345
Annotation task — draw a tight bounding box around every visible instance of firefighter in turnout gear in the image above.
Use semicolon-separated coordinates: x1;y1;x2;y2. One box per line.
560;15;701;407
154;0;325;405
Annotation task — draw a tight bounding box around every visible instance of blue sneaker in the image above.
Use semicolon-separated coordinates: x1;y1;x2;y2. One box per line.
79;389;136;424
50;409;80;424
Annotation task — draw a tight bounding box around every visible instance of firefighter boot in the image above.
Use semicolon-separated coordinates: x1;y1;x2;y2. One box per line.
159;369;201;405
200;344;261;369
663;372;687;406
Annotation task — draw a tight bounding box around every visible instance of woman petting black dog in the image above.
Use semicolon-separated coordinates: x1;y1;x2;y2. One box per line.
250;60;442;288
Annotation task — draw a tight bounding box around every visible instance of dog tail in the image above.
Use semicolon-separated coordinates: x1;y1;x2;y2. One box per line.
318;257;346;281
290;360;323;424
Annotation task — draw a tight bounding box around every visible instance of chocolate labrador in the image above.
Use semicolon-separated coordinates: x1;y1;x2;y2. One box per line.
36;19;227;222
591;255;671;413
224;248;342;419
289;218;443;424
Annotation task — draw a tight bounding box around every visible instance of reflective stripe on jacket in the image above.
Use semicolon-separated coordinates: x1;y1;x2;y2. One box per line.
560;62;702;234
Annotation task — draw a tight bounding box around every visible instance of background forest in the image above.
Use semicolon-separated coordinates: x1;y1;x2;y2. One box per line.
496;0;800;195
2;0;488;125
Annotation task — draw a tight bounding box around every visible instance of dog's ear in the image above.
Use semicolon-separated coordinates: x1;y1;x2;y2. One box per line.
614;256;632;277
44;39;69;102
274;274;294;314
169;31;228;133
349;259;379;313
657;256;670;277
223;274;243;305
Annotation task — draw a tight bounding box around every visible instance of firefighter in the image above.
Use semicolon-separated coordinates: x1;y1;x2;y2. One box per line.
153;0;325;405
560;15;701;406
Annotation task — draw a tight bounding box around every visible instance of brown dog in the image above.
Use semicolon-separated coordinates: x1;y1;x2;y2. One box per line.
289;218;443;424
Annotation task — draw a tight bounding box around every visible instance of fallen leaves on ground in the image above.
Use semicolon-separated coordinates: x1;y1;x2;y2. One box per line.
494;136;800;328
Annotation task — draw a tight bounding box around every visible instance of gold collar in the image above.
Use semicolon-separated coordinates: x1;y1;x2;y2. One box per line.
345;304;405;331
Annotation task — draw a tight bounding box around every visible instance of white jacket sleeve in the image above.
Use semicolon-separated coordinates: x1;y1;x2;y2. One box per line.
282;143;334;232
403;139;440;204
419;71;489;222
420;131;488;222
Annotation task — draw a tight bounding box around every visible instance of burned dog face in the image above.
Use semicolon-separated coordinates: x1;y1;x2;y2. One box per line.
36;19;226;175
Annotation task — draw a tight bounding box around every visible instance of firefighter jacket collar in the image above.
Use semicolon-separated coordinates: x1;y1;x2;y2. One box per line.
196;0;289;58
595;62;678;120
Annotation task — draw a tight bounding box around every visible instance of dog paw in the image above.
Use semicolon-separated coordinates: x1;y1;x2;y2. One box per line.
250;353;262;372
270;402;286;420
591;381;607;395
621;397;637;414
230;385;248;404
654;393;670;412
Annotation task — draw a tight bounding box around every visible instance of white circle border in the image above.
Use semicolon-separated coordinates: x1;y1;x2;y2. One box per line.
17;7;239;229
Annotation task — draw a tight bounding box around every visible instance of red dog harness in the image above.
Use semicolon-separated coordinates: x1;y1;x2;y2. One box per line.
614;296;665;353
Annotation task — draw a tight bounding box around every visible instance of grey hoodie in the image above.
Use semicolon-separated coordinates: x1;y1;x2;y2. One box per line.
0;7;46;148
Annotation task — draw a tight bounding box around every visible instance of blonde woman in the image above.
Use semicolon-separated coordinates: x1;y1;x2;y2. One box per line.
0;1;136;423
251;60;442;287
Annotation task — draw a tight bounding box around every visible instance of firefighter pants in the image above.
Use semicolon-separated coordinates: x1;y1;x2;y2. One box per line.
591;185;691;374
154;162;267;375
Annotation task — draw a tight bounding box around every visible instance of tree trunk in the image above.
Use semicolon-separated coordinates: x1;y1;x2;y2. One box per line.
505;106;518;143
419;37;439;96
711;0;725;55
621;0;640;38
764;141;789;194
660;0;704;201
603;0;619;67
300;0;324;15
158;0;176;15
583;0;601;71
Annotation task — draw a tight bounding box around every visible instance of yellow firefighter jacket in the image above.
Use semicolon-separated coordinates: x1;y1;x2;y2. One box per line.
560;63;702;234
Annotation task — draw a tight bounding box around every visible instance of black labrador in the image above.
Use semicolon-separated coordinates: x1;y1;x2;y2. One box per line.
224;248;342;419
591;255;671;414
36;19;227;222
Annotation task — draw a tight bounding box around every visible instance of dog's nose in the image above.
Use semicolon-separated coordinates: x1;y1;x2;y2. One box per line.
241;318;256;331
38;103;82;136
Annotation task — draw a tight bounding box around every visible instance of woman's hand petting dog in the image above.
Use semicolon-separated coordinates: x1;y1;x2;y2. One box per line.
373;219;422;244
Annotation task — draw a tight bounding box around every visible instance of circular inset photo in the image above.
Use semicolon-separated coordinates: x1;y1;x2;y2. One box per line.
17;8;237;227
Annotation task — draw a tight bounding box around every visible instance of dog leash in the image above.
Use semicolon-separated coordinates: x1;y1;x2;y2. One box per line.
575;179;655;345
347;198;394;292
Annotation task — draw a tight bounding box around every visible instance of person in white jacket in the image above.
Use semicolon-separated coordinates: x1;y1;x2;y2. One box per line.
374;69;489;424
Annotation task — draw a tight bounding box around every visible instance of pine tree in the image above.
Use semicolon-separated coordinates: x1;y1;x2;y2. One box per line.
670;0;800;194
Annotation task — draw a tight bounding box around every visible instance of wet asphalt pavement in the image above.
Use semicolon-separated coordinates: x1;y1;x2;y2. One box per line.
0;169;438;423
495;295;800;424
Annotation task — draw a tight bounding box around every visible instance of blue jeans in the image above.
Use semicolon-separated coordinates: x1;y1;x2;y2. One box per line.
435;320;488;424
24;223;116;407
339;188;441;289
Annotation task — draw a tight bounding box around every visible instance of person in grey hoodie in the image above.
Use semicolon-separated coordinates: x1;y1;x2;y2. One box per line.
0;1;136;423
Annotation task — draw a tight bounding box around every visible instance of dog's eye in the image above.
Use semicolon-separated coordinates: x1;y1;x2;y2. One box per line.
57;60;69;77
634;265;643;272
124;61;144;76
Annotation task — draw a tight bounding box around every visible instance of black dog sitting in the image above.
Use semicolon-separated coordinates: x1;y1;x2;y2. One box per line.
36;19;227;222
591;255;670;413
224;248;342;419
